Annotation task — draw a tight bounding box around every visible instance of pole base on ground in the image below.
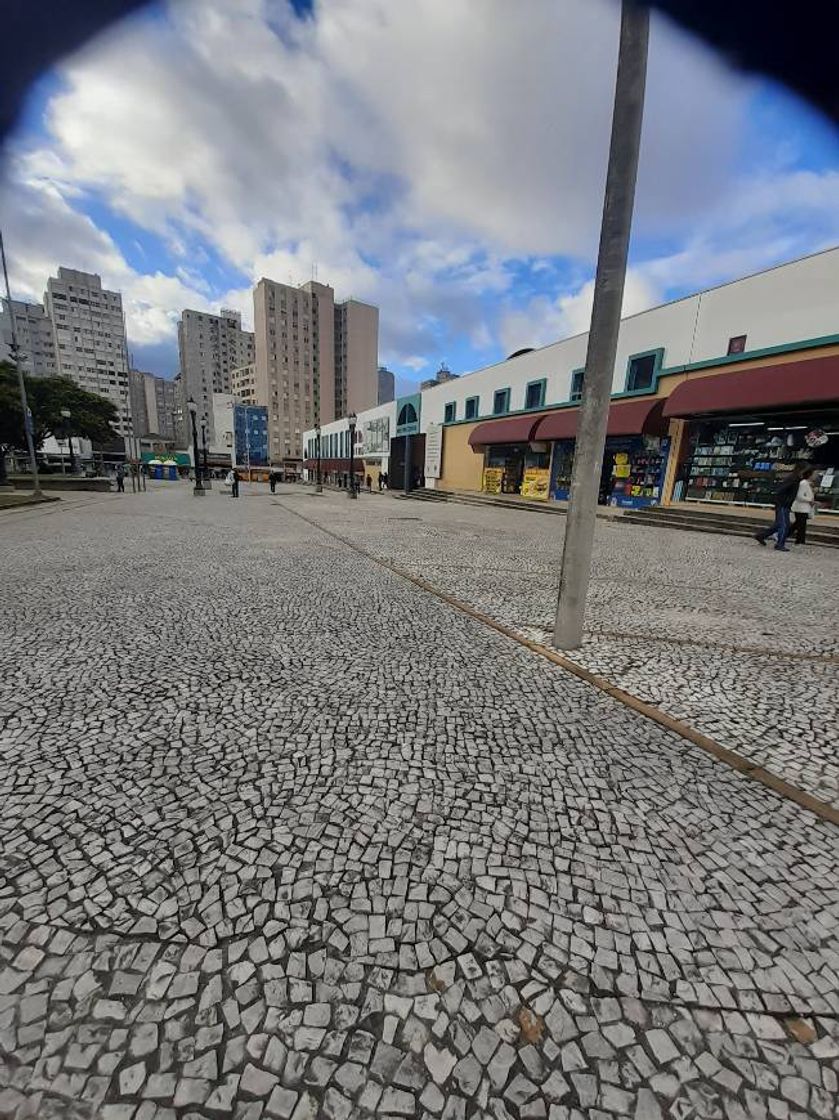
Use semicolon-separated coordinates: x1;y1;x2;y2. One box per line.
192;486;205;497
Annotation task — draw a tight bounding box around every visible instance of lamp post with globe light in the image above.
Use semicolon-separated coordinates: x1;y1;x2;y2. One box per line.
187;398;204;497
347;412;357;498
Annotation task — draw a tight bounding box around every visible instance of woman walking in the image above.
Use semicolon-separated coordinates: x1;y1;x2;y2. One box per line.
790;468;816;544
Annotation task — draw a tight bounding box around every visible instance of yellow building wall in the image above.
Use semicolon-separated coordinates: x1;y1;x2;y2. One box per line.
437;423;485;493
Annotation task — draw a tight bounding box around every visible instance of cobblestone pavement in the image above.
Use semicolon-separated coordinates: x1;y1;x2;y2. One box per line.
1;485;838;1120
297;489;839;809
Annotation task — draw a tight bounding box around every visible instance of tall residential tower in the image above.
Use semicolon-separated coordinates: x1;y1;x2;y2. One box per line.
43;268;131;435
177;308;254;444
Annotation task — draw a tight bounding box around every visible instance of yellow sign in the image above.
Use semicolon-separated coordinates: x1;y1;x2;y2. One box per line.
613;463;631;479
483;467;504;494
521;468;550;500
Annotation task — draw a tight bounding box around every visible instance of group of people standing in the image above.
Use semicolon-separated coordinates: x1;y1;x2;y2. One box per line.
755;467;817;551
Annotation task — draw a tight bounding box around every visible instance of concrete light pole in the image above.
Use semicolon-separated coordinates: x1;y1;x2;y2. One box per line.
1;229;42;498
553;0;649;650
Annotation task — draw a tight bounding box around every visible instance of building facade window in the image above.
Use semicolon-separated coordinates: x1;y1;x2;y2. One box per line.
727;335;747;355
524;379;546;410
570;369;585;402
493;388;511;415
465;396;479;421
444;402;456;424
625;350;662;393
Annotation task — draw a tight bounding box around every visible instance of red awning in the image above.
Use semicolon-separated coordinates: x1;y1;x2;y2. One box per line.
468;413;549;447
663;355;839;418
533;397;668;441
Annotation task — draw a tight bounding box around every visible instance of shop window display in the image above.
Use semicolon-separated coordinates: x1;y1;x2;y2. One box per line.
682;418;839;511
483;443;550;495
550;435;670;508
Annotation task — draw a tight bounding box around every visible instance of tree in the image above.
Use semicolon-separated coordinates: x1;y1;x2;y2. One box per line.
0;362;119;451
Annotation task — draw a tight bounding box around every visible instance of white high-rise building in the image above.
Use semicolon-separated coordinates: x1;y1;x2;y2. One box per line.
43;268;131;436
176;308;254;444
0;299;58;377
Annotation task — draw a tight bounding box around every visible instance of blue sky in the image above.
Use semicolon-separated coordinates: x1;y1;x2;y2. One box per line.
1;0;837;394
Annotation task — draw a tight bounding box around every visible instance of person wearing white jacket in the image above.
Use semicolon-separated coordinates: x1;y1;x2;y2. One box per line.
790;468;816;544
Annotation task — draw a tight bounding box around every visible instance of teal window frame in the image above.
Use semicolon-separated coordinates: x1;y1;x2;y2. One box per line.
464;395;479;420
443;401;456;424
624;348;664;394
524;378;546;410
492;387;511;415
570;368;585;402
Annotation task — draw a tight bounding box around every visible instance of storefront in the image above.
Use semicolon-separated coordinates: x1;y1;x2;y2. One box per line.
664;356;839;514
536;398;670;508
468;414;551;498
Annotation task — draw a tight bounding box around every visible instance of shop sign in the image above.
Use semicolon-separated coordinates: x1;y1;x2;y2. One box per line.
424;423;443;479
806;429;828;447
483;467;503;494
521;467;550;500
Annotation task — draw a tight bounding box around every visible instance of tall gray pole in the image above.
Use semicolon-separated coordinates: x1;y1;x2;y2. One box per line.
0;229;42;498
553;0;648;650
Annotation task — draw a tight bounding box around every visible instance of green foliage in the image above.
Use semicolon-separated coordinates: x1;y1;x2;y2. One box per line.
0;361;120;450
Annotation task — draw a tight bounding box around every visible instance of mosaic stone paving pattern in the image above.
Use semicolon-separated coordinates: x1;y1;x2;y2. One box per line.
0;486;837;1119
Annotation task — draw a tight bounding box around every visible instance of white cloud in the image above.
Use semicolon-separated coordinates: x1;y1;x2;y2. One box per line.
0;0;836;376
499;269;660;356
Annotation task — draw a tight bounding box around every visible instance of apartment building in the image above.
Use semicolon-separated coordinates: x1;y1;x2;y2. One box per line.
377;365;395;405
253;279;336;462
230;362;258;404
334;299;379;416
177;308;254;444
128;369;178;440
0;299;58;377
43;268;131;435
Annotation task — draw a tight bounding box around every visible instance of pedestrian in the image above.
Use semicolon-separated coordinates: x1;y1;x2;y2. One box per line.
366;474;372;492
790;468;817;545
115;463;126;492
381;471;388;490
226;467;240;498
377;473;383;491
754;468;802;551
269;471;278;494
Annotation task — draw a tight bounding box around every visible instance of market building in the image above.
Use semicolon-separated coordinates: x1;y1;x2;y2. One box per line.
304;248;839;514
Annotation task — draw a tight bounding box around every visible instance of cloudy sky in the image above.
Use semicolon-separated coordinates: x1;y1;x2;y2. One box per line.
0;0;837;389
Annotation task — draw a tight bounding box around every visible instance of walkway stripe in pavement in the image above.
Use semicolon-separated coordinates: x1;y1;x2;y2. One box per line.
277;498;839;830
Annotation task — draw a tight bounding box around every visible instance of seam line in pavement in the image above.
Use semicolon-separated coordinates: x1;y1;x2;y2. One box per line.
277;499;839;830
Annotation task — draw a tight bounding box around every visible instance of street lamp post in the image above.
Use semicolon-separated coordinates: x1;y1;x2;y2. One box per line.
1;228;41;498
315;423;322;493
200;418;212;489
347;412;357;499
187;397;205;497
59;408;76;474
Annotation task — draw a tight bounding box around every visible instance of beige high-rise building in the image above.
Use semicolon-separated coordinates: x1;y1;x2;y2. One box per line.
128;369;178;440
252;278;379;462
253;279;336;462
230;362;258;404
43;268;131;436
334;299;379;418
176;308;254;444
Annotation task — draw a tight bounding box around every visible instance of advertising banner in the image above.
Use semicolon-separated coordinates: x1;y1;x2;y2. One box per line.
424;423;443;479
483;467;503;494
520;468;550;500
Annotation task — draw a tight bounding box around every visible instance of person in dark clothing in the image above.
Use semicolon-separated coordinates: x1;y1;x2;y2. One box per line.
366;474;372;492
115;464;125;492
269;471;278;494
755;469;801;551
